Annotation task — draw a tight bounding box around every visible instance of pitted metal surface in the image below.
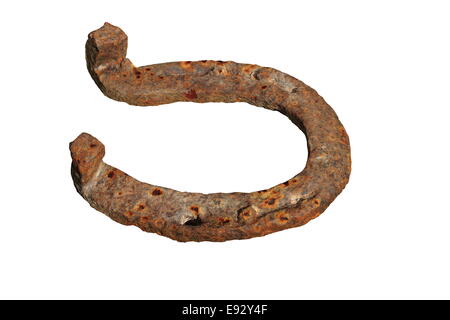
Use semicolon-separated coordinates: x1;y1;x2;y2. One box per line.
70;23;351;242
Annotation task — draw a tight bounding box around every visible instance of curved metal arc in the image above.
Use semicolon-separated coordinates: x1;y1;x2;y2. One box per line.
70;22;351;242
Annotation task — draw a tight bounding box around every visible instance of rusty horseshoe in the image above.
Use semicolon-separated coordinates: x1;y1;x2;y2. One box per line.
70;23;351;242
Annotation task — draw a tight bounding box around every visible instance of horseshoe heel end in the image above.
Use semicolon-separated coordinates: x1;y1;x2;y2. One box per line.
86;22;127;68
86;22;128;93
70;133;105;193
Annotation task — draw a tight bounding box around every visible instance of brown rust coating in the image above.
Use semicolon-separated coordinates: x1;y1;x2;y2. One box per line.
71;22;351;242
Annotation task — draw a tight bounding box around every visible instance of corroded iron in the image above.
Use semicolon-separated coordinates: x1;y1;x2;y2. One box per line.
70;22;351;242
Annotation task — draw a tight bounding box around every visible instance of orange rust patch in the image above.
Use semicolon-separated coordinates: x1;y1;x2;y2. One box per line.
133;68;142;79
313;198;321;208
180;61;193;70
152;218;165;229
151;189;163;196
185;89;197;99
216;67;230;76
257;188;280;200
251;224;263;234
261;193;284;208
328;131;350;146
124;211;134;218
237;206;257;223
241;212;252;222
340;136;350;145
218;217;231;224
242;64;258;74
275;211;290;224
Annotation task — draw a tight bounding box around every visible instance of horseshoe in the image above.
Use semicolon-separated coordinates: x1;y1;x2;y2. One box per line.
70;22;351;242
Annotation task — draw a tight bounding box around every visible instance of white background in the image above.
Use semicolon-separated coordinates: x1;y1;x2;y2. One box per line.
1;0;449;299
